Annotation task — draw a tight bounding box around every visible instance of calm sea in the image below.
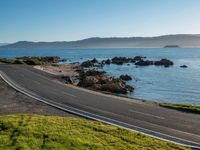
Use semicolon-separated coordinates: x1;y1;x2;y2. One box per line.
1;48;200;105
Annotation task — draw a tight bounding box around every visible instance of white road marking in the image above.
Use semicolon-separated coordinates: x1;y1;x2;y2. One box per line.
129;109;165;120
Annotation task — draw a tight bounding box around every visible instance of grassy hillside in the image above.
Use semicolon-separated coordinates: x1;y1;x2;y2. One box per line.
0;114;189;150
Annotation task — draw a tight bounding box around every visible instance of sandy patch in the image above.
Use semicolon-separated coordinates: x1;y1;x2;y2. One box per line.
34;64;79;77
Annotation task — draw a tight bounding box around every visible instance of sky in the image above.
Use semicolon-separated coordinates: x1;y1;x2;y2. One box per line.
0;0;200;43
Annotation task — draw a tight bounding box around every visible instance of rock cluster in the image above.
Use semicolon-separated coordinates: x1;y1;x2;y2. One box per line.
120;75;132;81
100;56;174;68
80;56;174;69
80;58;101;68
154;59;174;67
110;56;146;65
77;70;134;94
180;65;188;68
61;76;74;84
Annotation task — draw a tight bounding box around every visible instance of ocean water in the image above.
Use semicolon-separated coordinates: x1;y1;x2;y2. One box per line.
1;48;200;105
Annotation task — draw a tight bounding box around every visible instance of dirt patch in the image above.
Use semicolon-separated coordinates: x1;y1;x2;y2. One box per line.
0;78;78;117
34;64;79;77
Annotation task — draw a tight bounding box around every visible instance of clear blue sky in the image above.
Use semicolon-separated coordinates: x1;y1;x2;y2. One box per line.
0;0;200;42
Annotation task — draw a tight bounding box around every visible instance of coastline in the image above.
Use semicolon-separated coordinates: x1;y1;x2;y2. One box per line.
1;63;200;147
34;64;151;103
34;63;200;114
0;55;199;114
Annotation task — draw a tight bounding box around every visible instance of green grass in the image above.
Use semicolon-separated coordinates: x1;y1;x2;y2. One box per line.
0;56;60;65
0;114;189;150
0;58;42;65
159;103;200;114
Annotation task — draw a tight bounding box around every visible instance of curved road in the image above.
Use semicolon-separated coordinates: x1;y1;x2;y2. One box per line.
0;64;200;149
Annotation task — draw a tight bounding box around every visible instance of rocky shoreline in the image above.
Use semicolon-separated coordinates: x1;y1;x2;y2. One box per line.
0;55;188;96
79;56;174;68
1;56;199;114
73;56;175;94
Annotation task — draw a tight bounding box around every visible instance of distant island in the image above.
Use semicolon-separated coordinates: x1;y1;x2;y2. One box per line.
164;45;180;48
1;34;200;49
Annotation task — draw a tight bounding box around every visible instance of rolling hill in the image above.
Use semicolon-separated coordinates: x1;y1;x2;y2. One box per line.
1;34;200;49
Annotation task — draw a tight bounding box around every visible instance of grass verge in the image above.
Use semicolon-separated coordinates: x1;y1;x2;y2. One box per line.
159;103;200;114
0;114;189;150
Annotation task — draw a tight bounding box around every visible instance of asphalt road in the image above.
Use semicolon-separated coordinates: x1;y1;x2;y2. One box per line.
0;64;200;148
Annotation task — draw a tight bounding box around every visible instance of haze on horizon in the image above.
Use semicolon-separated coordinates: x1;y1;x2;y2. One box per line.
0;0;200;43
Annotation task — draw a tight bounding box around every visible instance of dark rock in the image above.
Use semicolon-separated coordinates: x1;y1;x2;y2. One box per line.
91;58;98;63
78;76;99;87
85;70;106;76
180;65;188;68
120;74;132;81
108;56;147;65
111;57;125;65
105;59;111;65
60;59;67;62
101;83;127;94
135;60;154;66
75;68;83;73
77;69;134;94
130;60;136;63
111;57;132;65
125;85;134;92
81;60;95;68
61;76;74;84
81;58;101;68
154;59;173;67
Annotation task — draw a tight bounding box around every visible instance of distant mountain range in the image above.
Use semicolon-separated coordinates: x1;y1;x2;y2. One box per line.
1;34;200;49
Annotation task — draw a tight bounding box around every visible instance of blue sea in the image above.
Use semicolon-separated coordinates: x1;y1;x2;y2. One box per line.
1;48;200;105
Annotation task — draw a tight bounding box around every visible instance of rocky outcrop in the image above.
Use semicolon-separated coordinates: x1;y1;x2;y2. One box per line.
180;65;188;68
91;58;98;63
135;60;154;66
120;75;132;81
111;57;132;65
104;56;147;65
105;59;111;65
85;70;106;76
78;70;134;94
133;56;146;61
81;60;95;68
97;56;174;68
80;58;101;68
111;56;144;65
61;76;74;84
154;59;174;67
